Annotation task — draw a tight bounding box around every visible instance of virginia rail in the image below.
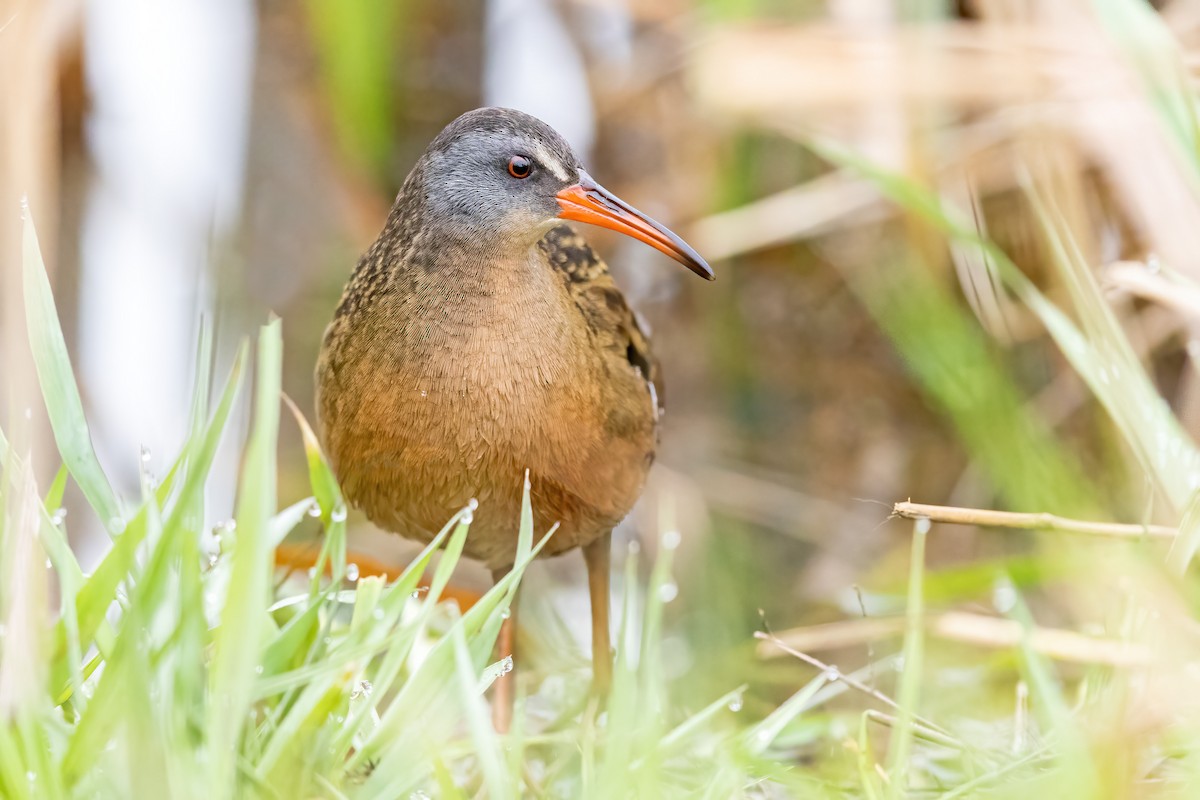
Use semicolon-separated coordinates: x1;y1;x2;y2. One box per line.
315;108;713;729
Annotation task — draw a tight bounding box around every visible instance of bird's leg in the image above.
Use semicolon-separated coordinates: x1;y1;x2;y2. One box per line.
491;565;517;733
582;530;613;694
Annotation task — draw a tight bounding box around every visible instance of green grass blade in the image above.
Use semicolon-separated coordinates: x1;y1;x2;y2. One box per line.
283;395;346;587
885;517;928;794
206;319;282;797
258;584;338;680
268;497;316;550
283;394;341;521
635;685;747;769
254;656;348;784
597;545;641;797
743;672;831;756
1023;179;1200;512
1092;0;1200;179
48;340;248;693
451;621;509;798
61;489;168;783
37;498;85;708
44;465;67;511
302;0;399;173
22;207;123;532
1007;583;1099;795
517;469;533;562
155;319;215;499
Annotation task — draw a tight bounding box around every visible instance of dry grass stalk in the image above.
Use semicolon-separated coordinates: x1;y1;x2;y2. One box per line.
759;611;1152;668
892;500;1176;539
1104;262;1200;321
691;24;1060;117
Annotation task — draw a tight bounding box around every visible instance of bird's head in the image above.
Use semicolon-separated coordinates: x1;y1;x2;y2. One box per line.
416;107;713;280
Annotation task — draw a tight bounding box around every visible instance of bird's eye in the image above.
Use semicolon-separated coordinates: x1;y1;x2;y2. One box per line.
507;155;533;179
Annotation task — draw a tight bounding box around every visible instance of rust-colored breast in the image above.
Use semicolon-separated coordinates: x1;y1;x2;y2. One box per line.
316;225;659;570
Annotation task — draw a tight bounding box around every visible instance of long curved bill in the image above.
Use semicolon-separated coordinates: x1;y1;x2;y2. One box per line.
555;170;714;280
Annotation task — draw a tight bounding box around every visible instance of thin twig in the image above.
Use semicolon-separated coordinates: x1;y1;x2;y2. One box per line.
892;501;1175;539
753;631;955;739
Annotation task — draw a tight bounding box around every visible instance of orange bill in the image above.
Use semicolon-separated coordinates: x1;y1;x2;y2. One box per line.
555;170;714;280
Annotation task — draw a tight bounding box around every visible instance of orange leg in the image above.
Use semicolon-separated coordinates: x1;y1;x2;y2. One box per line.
583;530;613;695
491;566;518;733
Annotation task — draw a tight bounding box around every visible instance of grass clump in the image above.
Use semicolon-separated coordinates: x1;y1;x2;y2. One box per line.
0;211;805;799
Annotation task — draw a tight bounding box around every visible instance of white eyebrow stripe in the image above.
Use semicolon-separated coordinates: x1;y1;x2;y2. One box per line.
533;144;570;181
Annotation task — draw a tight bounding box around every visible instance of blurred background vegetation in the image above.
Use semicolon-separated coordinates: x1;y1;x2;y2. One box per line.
5;0;1200;796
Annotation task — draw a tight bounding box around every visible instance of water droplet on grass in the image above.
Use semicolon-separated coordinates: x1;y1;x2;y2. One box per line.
254;665;263;675
728;693;744;712
352;679;373;699
51;508;67;526
345;563;360;582
307;504;322;518
658;582;678;603
661;530;681;550
500;608;511;620
108;517;126;535
498;655;514;676
992;582;1017;613
140;446;152;463
331;506;348;523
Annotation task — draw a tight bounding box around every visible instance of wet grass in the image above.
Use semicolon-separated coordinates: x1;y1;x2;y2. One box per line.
0;211;815;799
6;3;1200;795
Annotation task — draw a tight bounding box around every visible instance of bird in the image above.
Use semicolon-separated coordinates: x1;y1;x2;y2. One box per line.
315;107;713;730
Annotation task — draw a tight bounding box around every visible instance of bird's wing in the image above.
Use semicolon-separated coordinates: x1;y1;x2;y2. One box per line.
538;224;663;412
